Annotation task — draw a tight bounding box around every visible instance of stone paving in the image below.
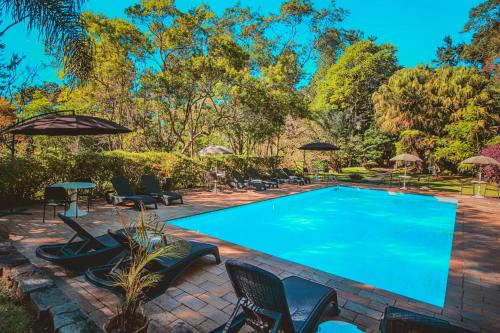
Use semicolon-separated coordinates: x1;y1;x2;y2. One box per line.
0;183;499;333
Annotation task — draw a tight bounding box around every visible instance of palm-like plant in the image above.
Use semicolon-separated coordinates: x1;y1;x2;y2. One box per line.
0;0;93;82
108;208;189;333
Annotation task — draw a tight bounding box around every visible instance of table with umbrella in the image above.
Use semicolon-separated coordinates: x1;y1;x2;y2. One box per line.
390;153;423;190
460;155;499;198
199;145;234;193
0;110;131;217
299;142;339;182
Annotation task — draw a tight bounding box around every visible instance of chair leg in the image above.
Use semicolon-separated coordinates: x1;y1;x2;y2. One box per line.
53;206;56;218
42;203;46;223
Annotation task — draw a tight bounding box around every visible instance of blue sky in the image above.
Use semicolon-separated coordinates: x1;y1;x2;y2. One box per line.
2;0;481;84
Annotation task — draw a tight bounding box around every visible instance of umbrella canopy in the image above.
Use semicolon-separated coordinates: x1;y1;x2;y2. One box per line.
7;115;131;136
199;145;234;157
299;142;339;151
390;153;423;162
461;155;499;165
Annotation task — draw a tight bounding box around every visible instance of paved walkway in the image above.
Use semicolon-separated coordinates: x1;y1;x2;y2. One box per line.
0;183;498;333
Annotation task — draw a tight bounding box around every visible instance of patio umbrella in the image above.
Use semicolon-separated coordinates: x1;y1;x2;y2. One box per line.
199;145;234;157
8;114;131;136
0;111;131;216
299;142;339;175
199;145;234;193
461;155;499;198
390;153;423;190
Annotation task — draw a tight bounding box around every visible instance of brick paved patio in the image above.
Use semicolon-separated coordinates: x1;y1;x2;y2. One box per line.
0;183;499;333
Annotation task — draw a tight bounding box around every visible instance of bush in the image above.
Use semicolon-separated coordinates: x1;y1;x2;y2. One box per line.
349;173;364;180
481;144;499;183
0;148;280;205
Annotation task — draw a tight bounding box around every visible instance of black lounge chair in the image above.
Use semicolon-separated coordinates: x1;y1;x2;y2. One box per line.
216;260;340;333
36;213;124;272
111;176;157;210
85;229;221;297
141;174;183;206
283;168;310;184
380;306;475;333
247;169;279;189
233;171;266;191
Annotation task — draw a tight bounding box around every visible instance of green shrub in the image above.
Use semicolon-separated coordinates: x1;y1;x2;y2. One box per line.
0;149;280;204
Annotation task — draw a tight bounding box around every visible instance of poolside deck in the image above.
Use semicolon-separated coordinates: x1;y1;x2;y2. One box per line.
1;183;499;333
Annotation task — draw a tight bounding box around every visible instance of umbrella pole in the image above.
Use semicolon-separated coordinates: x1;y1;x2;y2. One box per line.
476;166;483;198
403;162;407;190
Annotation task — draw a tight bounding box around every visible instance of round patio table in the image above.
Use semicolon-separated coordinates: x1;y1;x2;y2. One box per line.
50;182;96;217
317;320;364;333
471;180;487;199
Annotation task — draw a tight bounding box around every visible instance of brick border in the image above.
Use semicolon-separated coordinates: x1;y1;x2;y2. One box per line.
0;240;100;333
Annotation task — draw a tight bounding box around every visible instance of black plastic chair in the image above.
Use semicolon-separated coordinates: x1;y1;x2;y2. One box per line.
42;186;71;223
85;229;221;298
36;213;124;272
219;260;340;333
141;174;183;205
233;171;266;191
74;177;93;213
380;306;475;333
111;176;157;210
247;169;279;188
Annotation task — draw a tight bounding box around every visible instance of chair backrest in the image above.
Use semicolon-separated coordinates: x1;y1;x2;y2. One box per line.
141;174;162;193
247;169;259;180
232;171;245;182
73;177;92;183
225;260;295;333
44;187;67;202
205;172;217;182
57;213;105;249
111;176;135;196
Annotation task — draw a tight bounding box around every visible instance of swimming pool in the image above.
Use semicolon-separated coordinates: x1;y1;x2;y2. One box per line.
170;186;457;307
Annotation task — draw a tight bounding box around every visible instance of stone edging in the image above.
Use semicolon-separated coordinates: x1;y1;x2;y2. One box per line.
0;240;100;333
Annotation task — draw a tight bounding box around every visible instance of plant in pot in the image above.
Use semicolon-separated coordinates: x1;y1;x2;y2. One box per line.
105;206;189;333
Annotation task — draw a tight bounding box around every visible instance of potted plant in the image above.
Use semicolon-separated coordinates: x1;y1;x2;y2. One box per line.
104;207;189;333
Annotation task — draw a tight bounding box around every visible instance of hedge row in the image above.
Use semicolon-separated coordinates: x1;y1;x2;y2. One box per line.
0;149;281;206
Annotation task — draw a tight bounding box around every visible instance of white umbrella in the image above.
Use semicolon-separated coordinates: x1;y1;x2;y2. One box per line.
390;153;423;190
199;145;234;193
199;145;234;157
461;155;499;198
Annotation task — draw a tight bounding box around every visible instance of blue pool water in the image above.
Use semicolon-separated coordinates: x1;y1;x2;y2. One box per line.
170;186;457;307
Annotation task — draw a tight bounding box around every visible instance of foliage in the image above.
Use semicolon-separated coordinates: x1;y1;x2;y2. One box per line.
433;36;463;67
460;0;499;78
374;65;498;171
0;148;280;205
0;0;93;82
111;208;189;333
0;283;35;333
480;144;500;182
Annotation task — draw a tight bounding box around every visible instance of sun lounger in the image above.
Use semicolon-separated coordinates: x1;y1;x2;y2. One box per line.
380;306;475;333
215;260;340;333
111;176;157;210
141;174;183;205
247;169;279;188
233;171;266;191
85;229;220;297
36;213;124;272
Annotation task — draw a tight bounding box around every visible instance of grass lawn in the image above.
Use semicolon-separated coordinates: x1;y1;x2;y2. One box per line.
330;167;498;197
0;284;35;333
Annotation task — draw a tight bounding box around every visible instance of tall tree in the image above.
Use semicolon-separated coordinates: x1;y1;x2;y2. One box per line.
433;36;462;67
460;0;499;79
0;0;93;82
311;40;398;164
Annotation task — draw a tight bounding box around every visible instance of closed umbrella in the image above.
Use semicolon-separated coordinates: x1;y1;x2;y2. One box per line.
461;155;499;198
390;153;423;190
199;145;234;193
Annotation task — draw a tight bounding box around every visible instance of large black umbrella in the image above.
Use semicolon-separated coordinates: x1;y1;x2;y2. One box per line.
299;142;339;174
299;142;339;151
8;114;131;136
0;110;131;216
